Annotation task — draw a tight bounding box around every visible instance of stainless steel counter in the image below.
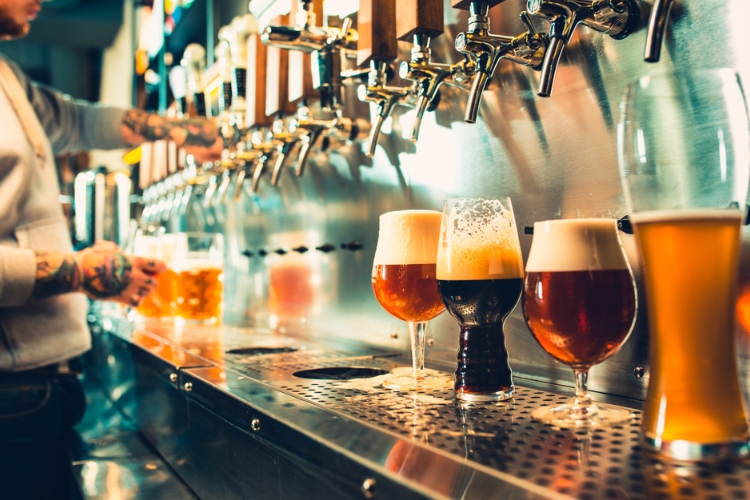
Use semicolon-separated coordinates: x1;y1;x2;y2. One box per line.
86;309;750;500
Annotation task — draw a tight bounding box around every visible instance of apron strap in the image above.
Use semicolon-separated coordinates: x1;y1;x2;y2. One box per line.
0;57;47;165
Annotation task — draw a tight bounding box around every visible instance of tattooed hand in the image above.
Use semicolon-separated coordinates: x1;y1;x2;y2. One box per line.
33;246;167;307
121;109;223;163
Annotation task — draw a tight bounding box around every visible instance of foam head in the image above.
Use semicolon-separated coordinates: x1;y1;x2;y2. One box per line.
436;198;523;280
373;210;442;266
525;218;629;272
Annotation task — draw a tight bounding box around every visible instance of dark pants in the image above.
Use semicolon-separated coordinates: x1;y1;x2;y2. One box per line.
0;370;86;500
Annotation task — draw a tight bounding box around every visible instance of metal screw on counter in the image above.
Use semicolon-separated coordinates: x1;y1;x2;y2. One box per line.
525;0;640;97
396;0;476;142
452;0;549;123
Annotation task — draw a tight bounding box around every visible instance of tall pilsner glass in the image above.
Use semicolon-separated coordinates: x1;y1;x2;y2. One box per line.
436;198;524;401
372;210;452;390
618;69;750;460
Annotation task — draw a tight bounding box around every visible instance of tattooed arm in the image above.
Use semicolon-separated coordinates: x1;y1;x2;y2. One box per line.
33;246;166;307
120;109;223;163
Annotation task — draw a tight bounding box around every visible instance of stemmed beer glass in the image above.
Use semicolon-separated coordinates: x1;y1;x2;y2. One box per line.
522;219;637;428
618;69;750;460
436;198;524;401
372;210;452;390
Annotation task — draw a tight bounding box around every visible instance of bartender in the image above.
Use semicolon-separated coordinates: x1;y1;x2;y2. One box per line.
0;1;222;499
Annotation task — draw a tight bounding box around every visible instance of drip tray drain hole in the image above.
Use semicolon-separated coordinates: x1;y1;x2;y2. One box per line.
293;367;389;380
226;346;299;355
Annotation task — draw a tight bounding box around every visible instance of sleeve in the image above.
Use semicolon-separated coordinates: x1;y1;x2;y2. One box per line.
9;61;130;154
0;247;37;307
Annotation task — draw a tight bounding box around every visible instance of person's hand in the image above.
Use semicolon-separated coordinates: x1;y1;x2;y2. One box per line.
74;245;167;307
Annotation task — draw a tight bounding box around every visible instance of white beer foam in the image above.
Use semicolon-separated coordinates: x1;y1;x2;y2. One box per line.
436;199;524;280
525;218;629;272
372;210;442;265
630;209;743;224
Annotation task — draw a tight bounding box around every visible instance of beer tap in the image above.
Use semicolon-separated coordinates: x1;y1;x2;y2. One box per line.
525;0;639;97
644;0;674;62
452;0;548;123
357;0;415;157
261;1;356;112
397;0;476;141
182;44;207;117
269;116;300;186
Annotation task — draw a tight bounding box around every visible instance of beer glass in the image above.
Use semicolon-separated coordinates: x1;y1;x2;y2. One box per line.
372;210;451;390
618;69;750;460
522;219;637;428
436;198;524;401
132;232;176;319
173;232;224;324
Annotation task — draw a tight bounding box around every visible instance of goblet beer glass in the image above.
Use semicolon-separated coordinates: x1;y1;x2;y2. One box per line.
523;219;637;428
436;198;524;401
618;69;750;460
372;210;451;390
173;232;224;324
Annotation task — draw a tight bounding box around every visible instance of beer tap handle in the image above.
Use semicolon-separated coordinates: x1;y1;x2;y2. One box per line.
181;44;207;117
644;0;675;62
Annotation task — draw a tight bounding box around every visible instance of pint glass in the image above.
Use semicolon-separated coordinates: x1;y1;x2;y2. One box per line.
173;232;224;323
618;69;750;460
436;198;524;401
133;232;176;319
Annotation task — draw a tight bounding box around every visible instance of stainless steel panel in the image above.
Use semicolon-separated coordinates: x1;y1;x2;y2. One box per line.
166;0;750;405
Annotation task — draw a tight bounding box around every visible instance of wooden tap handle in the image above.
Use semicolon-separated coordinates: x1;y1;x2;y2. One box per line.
357;0;397;67
246;34;272;127
397;0;444;41
451;0;506;10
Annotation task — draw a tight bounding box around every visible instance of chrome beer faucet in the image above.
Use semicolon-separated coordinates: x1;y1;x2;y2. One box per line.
454;1;548;123
644;0;675;62
526;0;639;97
261;3;356;112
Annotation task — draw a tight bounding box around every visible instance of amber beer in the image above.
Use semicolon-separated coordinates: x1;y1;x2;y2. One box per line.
175;264;223;322
371;211;445;323
436;198;524;401
523;223;637;367
635;210;750;447
138;268;177;318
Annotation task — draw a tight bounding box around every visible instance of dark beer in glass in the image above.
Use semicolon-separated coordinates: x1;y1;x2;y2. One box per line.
436;198;524;401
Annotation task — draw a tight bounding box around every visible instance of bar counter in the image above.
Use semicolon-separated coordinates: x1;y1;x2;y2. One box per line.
84;307;750;500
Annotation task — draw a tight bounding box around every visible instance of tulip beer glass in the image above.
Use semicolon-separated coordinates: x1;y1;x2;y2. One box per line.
436;198;524;401
618;69;750;460
523;219;637;428
372;210;451;390
173;232;224;324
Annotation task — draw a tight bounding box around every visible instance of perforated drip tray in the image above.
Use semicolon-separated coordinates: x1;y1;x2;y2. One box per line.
269;377;750;500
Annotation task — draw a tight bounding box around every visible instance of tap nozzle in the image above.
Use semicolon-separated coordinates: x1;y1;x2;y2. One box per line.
455;2;548;123
527;0;638;97
292;119;328;177
399;34;476;141
359;60;415;157
270;118;301;186
644;0;675;62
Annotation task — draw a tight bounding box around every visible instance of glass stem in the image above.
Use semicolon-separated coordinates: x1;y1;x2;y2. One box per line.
408;321;427;383
572;368;592;414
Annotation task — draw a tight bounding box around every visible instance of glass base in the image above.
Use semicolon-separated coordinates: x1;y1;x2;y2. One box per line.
456;386;514;402
382;367;453;391
643;434;750;462
532;400;633;429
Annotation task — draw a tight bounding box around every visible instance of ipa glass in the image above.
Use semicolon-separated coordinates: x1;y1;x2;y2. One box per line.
372;210;451;390
523;219;637;428
618;69;750;460
436;197;524;402
173;232;224;324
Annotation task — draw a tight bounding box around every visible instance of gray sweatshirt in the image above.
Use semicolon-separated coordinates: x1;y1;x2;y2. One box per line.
0;55;128;371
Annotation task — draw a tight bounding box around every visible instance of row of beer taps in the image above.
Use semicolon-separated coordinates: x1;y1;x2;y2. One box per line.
139;0;676;230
